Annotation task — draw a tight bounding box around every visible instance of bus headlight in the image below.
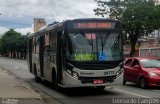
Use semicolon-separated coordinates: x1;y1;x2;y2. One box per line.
66;69;72;75
66;69;79;79
73;72;78;79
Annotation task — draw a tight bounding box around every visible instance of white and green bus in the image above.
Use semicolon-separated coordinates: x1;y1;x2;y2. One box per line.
27;18;123;89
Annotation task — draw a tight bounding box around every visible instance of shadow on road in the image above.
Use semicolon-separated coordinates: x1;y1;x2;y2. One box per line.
37;80;121;97
61;87;119;97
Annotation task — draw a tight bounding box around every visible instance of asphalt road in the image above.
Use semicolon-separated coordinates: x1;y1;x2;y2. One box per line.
0;57;160;104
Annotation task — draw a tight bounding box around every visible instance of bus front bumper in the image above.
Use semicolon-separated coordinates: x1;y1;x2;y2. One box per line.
62;71;117;88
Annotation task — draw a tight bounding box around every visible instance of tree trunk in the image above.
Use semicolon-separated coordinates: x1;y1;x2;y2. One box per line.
13;51;16;58
129;42;136;57
129;31;138;57
11;51;13;58
20;51;23;59
24;51;27;59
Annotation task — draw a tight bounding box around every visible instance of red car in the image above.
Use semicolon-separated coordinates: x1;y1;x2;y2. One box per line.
123;57;160;88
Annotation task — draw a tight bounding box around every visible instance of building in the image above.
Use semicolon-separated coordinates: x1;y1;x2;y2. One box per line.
139;37;159;48
138;35;160;58
34;18;46;33
155;0;160;5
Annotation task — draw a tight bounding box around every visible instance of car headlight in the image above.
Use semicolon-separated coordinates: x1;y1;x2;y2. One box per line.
148;72;158;77
66;69;79;79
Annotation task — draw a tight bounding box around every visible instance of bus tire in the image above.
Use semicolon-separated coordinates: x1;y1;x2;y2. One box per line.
123;79;126;85
52;68;59;89
34;64;41;83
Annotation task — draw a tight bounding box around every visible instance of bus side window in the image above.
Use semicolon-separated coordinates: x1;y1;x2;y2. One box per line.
49;31;56;53
35;37;39;53
32;37;36;53
45;33;50;46
45;33;50;52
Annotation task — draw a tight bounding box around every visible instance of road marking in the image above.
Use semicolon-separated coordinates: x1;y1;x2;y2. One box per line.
0;73;7;75
114;88;150;98
151;90;160;92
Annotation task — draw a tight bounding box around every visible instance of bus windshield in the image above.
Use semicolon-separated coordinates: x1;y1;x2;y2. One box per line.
66;32;122;61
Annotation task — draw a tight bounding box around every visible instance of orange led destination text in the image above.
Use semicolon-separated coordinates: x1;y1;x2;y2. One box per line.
77;22;112;28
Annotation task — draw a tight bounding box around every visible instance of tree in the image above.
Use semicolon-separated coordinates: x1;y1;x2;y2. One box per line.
0;38;3;55
94;0;160;56
15;35;27;59
0;29;28;59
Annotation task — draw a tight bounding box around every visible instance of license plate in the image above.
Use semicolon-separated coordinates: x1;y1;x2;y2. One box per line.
93;80;103;84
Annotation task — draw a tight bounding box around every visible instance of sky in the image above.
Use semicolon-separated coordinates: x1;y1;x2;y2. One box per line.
0;0;99;35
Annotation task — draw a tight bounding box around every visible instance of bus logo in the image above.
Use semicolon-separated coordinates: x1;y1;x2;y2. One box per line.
104;71;115;75
98;52;106;61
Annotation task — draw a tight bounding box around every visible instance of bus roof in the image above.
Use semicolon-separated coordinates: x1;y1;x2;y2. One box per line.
28;18;119;38
72;18;118;22
28;22;63;37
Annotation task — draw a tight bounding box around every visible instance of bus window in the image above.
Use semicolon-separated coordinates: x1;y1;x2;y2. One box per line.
35;37;39;53
67;32;122;61
49;31;56;53
32;37;36;53
44;33;50;52
45;33;50;46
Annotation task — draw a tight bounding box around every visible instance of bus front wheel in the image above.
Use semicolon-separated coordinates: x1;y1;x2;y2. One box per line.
35;75;41;83
34;65;41;83
52;69;60;90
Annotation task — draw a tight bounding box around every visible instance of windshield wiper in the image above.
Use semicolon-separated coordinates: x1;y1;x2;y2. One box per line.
100;34;103;53
90;34;94;53
80;31;94;54
101;33;109;53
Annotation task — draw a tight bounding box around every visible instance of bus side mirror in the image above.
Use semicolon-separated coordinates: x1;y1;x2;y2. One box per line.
119;62;124;69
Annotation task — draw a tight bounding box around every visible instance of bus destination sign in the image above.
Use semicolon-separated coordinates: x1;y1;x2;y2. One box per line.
73;22;116;29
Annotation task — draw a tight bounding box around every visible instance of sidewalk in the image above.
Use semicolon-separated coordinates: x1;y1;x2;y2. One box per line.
0;67;61;104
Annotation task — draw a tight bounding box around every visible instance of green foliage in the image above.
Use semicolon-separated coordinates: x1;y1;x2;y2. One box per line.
1;29;21;52
0;38;3;52
0;29;27;58
94;0;160;56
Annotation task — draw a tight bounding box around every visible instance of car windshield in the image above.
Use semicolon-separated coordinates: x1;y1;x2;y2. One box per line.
65;32;122;61
140;59;160;68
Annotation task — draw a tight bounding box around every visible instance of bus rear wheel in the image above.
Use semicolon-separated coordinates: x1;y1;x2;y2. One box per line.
52;69;61;90
34;65;41;83
35;75;41;83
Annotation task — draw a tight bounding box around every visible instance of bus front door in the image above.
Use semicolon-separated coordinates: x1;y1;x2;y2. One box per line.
39;36;44;77
56;31;63;84
28;38;32;73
